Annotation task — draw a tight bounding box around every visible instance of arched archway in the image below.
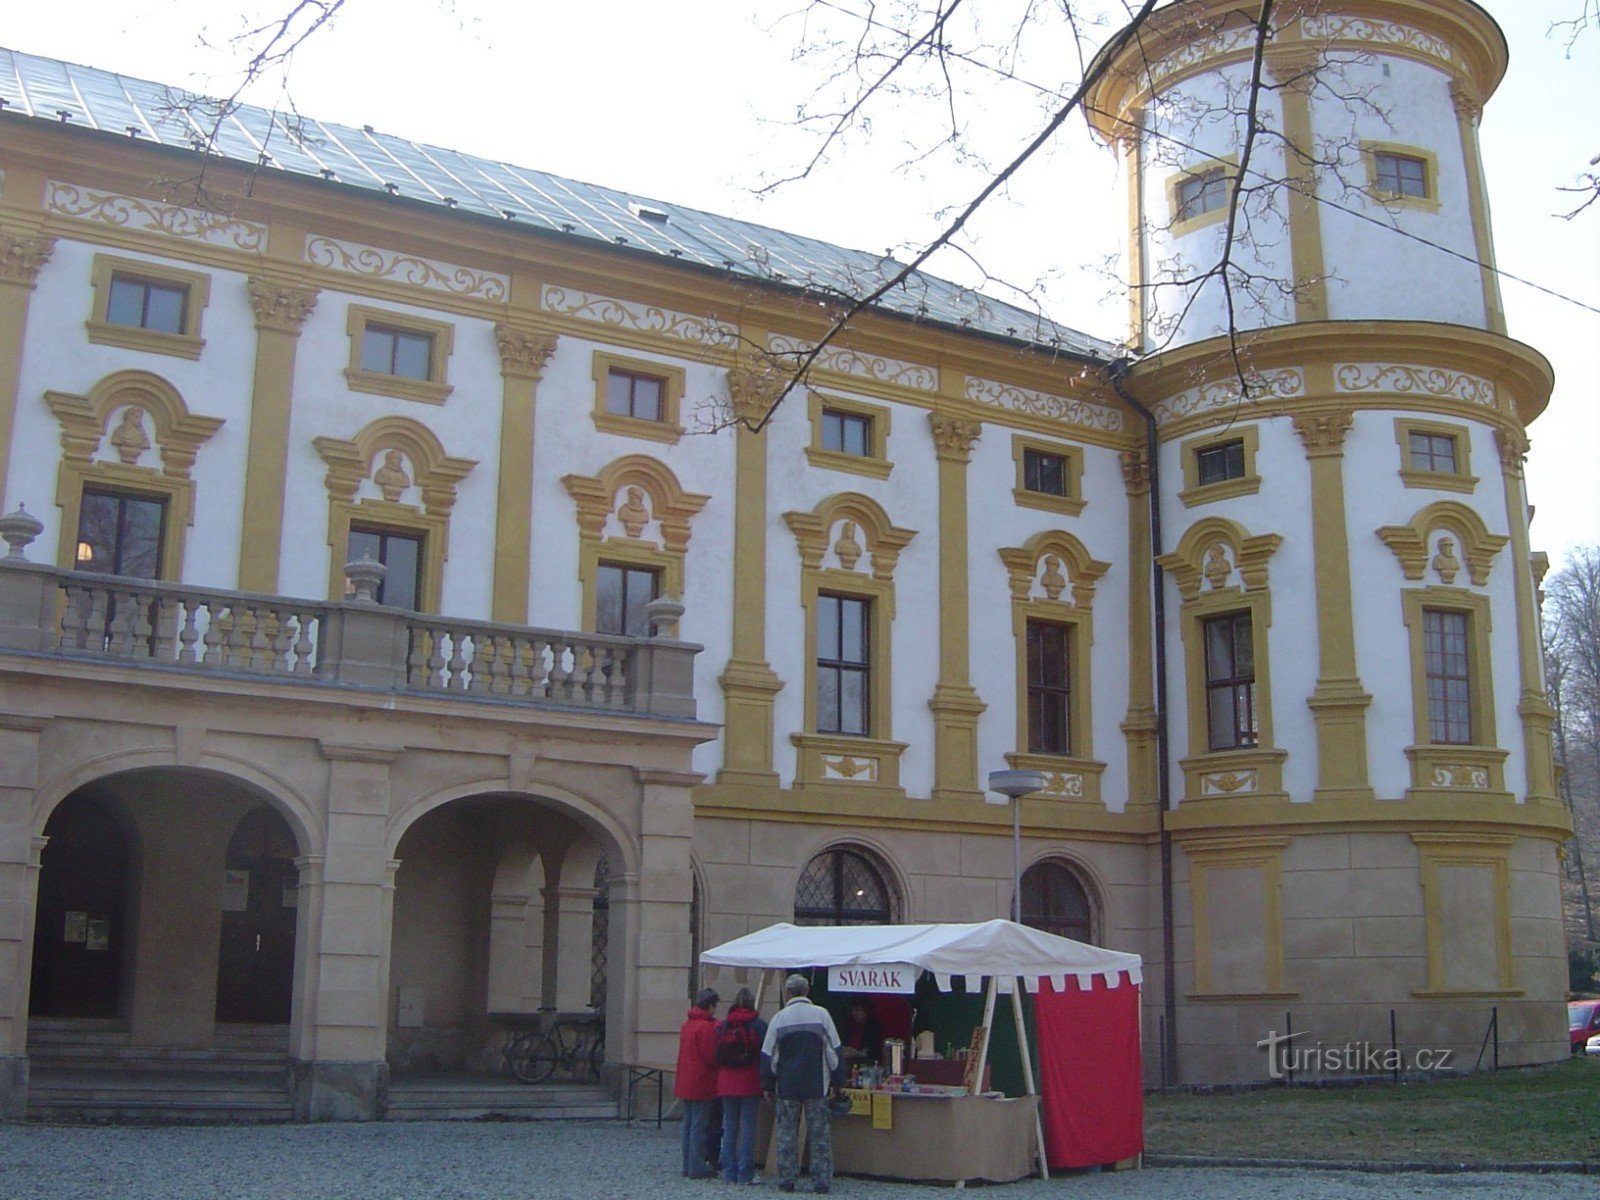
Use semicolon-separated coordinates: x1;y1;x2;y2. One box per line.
794;845;899;925
388;793;629;1077
30;794;140;1019
215;806;299;1024
1020;858;1097;944
27;766;310;1053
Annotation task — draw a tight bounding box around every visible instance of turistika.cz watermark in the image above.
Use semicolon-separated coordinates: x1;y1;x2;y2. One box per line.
1256;1029;1455;1080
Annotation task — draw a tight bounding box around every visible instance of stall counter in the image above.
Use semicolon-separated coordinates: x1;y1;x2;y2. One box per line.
828;1090;1040;1185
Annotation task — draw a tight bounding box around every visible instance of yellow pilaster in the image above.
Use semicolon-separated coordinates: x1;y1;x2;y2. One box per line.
927;411;986;803
0;223;55;509
1119;131;1147;350
238;275;318;593
1450;81;1507;335
715;351;786;789
1495;428;1558;805
491;321;558;624
1291;408;1373;802
1266;45;1329;323
1119;449;1158;810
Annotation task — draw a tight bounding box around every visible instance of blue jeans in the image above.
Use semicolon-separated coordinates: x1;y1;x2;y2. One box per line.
681;1098;714;1177
721;1094;760;1183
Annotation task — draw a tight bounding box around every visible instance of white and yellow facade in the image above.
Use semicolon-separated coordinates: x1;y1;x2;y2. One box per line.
0;0;1569;1117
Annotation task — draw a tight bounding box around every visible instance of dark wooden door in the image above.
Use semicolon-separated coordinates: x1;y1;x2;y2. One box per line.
215;808;299;1024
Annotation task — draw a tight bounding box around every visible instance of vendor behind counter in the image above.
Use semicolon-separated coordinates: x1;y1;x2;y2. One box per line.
811;974;1022;1095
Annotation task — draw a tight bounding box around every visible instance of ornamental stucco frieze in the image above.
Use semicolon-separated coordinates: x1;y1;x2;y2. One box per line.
46;182;268;252
1333;363;1496;407
766;334;939;393
1146;27;1257;89
306;235;509;302
1148;368;1303;425
1298;15;1457;69
965;377;1123;433
540;285;736;347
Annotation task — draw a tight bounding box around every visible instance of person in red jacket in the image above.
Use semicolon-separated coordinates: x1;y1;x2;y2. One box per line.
716;987;769;1184
675;988;721;1178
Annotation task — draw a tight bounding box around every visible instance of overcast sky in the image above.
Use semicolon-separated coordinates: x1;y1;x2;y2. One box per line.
5;0;1595;570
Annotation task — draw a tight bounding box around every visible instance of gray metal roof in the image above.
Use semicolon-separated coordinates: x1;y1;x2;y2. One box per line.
0;45;1115;360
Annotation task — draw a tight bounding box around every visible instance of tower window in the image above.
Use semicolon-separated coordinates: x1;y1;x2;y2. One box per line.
1176;168;1228;222
821;408;873;458
360;325;434;381
106;276;187;334
1422;608;1472;744
1196;439;1246;486
1203;612;1257;751
1374;151;1429;199
1408;431;1459;475
605;368;667;422
1022;448;1069;497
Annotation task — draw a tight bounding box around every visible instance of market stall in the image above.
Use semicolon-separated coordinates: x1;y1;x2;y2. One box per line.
700;919;1144;1183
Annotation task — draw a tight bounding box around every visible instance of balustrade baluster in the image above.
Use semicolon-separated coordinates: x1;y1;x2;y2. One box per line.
547;638;570;701
447;632;468;690
508;637;530;696
177;601;201;664
222;608;250;668
409;630;435;684
269;609;294;673
201;604;222;666
606;648;628;708
248;607;271;671
106;588;135;657
426;627;447;689
59;585;89;650
293;612;316;674
151;595;178;660
471;635;494;694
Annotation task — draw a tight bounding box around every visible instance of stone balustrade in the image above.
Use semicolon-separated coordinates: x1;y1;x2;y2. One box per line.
0;531;699;721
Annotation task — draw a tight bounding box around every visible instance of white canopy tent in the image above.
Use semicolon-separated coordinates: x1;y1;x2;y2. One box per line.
700;919;1142;992
700;920;1145;1179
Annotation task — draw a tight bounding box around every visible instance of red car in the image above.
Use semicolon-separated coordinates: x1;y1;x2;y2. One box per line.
1569;1000;1600;1053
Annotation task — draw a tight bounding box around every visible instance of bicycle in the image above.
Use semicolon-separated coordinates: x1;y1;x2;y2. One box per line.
508;1012;605;1083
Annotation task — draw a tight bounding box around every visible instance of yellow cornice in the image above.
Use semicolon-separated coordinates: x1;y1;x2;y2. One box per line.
1123;321;1552;434
1086;0;1508;142
692;782;1156;843
1165;793;1572;842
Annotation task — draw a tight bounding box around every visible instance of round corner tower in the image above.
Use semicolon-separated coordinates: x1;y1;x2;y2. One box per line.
1088;0;1568;1084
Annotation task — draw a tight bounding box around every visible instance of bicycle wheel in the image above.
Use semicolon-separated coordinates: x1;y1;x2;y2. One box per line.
508;1032;544;1084
525;1029;564;1082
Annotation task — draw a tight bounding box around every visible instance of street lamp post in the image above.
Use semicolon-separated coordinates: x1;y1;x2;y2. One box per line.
986;769;1047;923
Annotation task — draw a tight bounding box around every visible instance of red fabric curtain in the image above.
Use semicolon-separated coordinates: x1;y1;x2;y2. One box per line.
1034;975;1143;1168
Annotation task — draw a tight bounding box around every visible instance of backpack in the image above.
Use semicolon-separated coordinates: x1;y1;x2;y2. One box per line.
715;1018;760;1068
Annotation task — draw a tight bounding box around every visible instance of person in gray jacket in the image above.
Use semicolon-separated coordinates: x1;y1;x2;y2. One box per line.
760;974;845;1194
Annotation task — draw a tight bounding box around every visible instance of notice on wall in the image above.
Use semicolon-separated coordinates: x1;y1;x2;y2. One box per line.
85;918;110;952
222;869;250;912
64;911;88;943
827;963;917;994
281;877;298;908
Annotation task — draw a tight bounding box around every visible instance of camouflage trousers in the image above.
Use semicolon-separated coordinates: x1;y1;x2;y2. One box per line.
773;1097;833;1190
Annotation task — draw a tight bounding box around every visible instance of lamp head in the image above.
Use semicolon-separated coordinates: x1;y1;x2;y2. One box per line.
987;768;1046;800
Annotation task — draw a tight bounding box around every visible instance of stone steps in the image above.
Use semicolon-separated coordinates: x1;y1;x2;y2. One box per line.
386;1077;616;1122
27;1069;294;1125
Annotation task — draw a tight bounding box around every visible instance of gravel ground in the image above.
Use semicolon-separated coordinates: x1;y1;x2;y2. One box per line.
0;1121;1593;1200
